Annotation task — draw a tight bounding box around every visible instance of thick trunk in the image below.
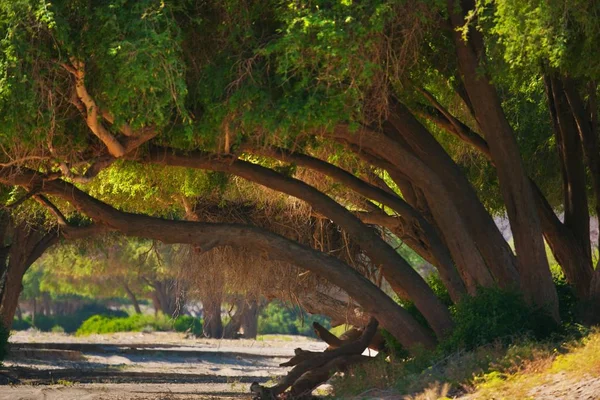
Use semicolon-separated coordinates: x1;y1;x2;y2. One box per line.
449;0;559;321
422;87;595;300
240;301;259;339
331;126;494;293
145;147;453;339
546;77;591;257
203;298;223;338
0;224;57;329
533;182;593;298
253;147;466;302
223;299;244;339
388;101;520;287
6;173;437;350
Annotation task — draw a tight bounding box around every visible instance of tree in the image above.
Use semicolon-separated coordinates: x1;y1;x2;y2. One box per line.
0;0;599;349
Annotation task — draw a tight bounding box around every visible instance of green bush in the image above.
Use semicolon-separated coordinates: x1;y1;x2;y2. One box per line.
173;315;203;336
12;318;32;331
258;301;330;337
76;313;195;336
443;287;558;352
0;323;9;363
11;304;128;333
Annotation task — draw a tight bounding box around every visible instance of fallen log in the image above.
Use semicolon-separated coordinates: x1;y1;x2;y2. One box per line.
313;321;386;352
251;317;379;399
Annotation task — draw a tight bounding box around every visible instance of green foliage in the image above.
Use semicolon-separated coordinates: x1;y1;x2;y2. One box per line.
172;315;203;337
258;301;330;337
443;287;557;352
0;323;8;363
11;318;31;331
75;313;201;336
0;0;189;149
12;304;127;333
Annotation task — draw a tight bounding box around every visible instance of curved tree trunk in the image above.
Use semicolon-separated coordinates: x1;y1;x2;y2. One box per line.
0;223;58;329
251;146;466;302
146;146;453;340
123;283;142;314
6;172;437;350
388;101;520;287
449;0;559;321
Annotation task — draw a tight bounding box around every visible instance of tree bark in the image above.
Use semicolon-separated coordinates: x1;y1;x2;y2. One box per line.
203;298;223;338
546;77;591;257
448;0;559;321
0;223;58;329
330;125;494;293
123;283;142;314
240;300;259;339
1;170;436;350
251;146;466;302
388;100;520;287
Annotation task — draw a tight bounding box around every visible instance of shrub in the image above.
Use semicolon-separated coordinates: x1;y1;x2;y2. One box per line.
12;318;32;331
0;323;9;363
443;287;558;352
173;315;203;336
258;301;330;337
76;313;187;336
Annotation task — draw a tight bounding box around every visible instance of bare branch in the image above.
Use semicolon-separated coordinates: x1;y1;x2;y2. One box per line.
70;60;127;157
58;156;115;184
33;194;68;226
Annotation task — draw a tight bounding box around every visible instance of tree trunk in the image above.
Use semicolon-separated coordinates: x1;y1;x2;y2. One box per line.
252;146;466;302
448;0;559;321
146;146;453;340
388;101;520;287
547;77;591;257
123;283;142;314
241;301;259;339
8;174;437;350
203;298;223;338
0;223;57;329
331;126;493;293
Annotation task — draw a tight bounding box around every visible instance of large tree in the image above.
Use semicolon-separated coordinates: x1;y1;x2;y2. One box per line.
0;0;599;349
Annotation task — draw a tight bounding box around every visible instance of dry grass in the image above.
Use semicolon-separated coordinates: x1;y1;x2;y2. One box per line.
331;329;600;400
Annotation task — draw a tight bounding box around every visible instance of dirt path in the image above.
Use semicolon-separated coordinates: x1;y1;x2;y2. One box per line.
1;331;328;400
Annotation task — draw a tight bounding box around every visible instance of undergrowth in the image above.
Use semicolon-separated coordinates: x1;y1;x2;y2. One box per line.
331;274;592;399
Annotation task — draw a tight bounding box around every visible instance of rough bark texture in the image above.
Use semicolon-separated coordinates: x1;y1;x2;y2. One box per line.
203;298;224;338
389;101;520;287
0;169;436;350
330;125;492;293
449;0;559;321
252;146;466;302
252;317;379;399
0;224;58;329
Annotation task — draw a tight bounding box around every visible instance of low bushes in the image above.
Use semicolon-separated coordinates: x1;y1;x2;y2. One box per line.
258;301;330;337
76;314;203;336
443;287;558;351
11;303;127;333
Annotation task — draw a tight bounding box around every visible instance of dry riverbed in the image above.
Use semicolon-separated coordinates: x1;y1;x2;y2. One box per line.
1;330;328;400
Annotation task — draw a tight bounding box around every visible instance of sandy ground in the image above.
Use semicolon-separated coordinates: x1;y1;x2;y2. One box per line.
1;331;328;400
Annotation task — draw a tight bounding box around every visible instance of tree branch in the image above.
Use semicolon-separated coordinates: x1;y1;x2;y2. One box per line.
33;194;68;226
